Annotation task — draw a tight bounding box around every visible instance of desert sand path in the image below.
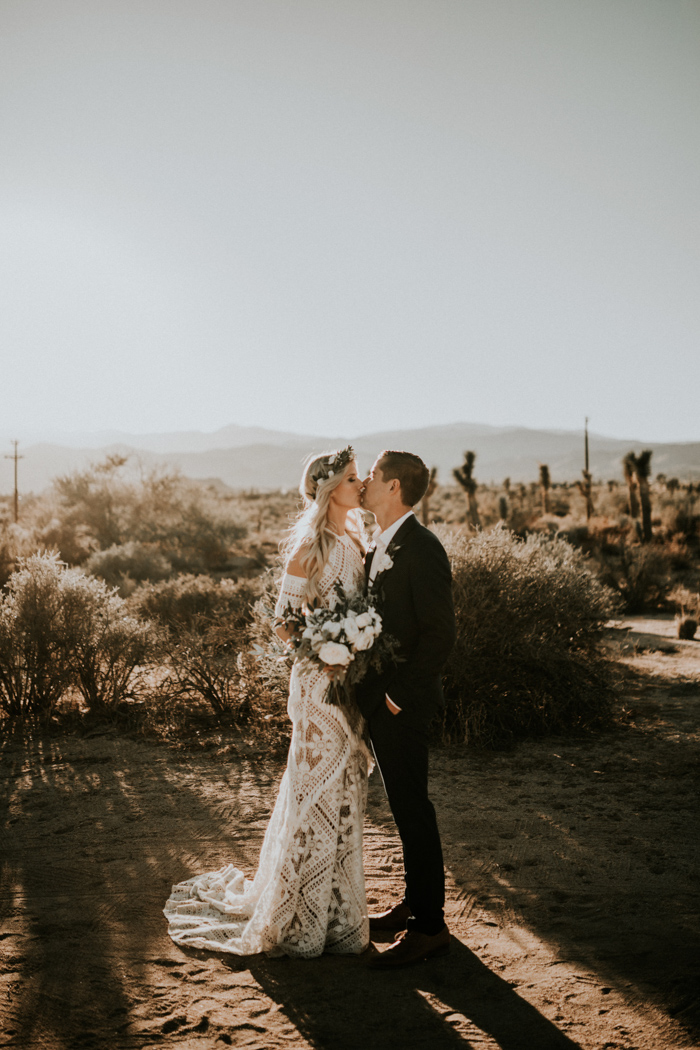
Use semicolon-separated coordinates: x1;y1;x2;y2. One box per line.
1;623;698;1049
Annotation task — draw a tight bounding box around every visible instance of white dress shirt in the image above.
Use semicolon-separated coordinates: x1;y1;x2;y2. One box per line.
368;509;415;713
368;510;414;583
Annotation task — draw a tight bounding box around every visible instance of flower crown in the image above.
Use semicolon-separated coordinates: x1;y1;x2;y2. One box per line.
310;445;355;490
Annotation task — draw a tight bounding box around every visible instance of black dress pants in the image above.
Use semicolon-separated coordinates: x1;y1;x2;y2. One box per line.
368;700;445;935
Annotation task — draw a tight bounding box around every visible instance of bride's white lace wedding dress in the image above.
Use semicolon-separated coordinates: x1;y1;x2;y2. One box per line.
163;533;370;958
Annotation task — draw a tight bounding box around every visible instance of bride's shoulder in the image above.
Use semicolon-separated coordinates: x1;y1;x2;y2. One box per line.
286;542;312;579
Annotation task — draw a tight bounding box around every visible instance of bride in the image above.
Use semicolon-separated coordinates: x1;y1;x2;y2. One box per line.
163;446;371;958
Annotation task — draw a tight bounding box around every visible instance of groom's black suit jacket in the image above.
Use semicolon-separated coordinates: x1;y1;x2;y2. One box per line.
356;515;456;731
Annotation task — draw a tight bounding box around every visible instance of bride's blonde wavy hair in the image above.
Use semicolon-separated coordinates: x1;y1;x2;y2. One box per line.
282;448;366;607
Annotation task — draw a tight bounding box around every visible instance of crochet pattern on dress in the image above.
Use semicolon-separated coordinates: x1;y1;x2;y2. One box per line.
163;534;370;958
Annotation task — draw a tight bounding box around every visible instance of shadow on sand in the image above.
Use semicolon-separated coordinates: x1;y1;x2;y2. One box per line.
238;937;583;1050
0;729;276;1048
1;662;698;1049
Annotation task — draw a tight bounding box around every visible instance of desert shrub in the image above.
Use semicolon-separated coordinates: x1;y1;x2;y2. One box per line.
37;518;98;567
246;588;293;703
668;584;700;618
0;554;77;720
598;545;673;613
0;553;152;720
46;456;247;573
668;585;700;640
677;617;697;640
144;501;247;574
236;645;292;751
165;622;242;715
162;610;291;746
436;525;620;747
131;573;263;635
0;524;40;587
169;572;293;745
85;541;172;593
60;573;151;712
234;585;293;748
142;573;279;730
655;489;700;541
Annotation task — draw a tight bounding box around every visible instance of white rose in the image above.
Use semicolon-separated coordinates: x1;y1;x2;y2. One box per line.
353;630;374;651
302;626;315;639
323;620;342;638
343;618;361;644
375;552;394;574
318;641;353;667
355;612;372;628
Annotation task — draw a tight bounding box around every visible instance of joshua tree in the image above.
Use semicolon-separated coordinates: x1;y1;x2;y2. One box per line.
576;470;594;520
503;477;511;494
453;451;481;529
539;464;551;515
498;495;509;522
629;450;653;542
420;467;438;526
622;452;640;519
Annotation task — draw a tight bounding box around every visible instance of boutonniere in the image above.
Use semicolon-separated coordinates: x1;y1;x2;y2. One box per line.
374;550;394;574
374;543;400;576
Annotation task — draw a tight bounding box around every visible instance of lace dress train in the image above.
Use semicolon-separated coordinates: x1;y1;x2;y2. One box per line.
163;534;370;958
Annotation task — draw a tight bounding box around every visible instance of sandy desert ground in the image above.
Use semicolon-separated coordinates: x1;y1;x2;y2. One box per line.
1;616;698;1050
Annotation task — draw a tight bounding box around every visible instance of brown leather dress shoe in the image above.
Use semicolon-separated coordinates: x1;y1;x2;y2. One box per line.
367;926;450;968
368;901;413;932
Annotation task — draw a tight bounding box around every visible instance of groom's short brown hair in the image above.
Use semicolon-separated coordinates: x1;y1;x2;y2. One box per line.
378;450;430;508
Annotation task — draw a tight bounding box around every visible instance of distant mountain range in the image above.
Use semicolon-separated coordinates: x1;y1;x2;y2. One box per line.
1;423;698;494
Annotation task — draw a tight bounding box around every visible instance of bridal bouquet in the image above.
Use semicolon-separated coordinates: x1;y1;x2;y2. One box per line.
277;583;399;709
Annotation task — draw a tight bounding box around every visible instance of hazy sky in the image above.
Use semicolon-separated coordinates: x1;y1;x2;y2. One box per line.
1;0;698;442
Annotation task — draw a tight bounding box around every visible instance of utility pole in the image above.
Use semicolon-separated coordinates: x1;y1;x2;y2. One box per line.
5;441;23;523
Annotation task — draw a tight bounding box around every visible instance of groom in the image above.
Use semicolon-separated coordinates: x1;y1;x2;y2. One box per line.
357;450;456;967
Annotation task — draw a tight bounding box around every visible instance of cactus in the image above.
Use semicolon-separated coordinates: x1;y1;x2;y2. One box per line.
576;470;594;520
625;450;653;542
453;452;481;529
539;464;551;515
623;452;640;519
420;467;438;525
498;495;509;522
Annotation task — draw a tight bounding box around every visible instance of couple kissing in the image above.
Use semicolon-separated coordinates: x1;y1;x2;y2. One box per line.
164;447;457;969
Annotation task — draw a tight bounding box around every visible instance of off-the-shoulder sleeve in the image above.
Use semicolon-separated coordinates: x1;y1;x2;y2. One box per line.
274;573;307;617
